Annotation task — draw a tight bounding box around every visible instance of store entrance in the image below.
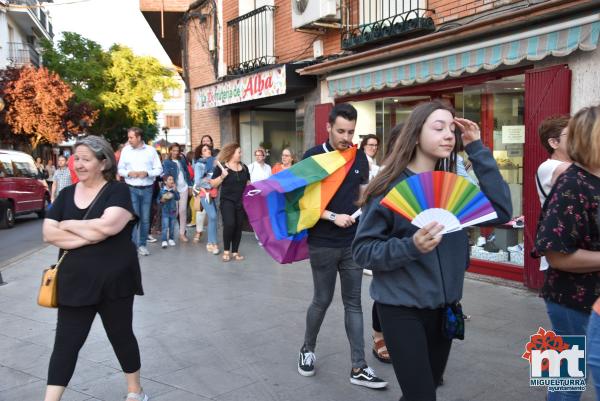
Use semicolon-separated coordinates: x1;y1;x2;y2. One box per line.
239;100;301;168
349;73;526;272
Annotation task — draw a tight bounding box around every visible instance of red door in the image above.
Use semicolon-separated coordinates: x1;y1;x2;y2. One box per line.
314;103;333;145
523;65;571;289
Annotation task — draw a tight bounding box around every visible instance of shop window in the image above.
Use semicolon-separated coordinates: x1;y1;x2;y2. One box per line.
349;74;526;267
239;109;300;168
460;77;525;266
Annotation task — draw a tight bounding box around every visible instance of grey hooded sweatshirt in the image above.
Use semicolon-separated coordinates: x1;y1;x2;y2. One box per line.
352;140;512;309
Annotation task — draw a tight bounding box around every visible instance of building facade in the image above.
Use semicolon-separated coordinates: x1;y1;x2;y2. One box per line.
0;0;53;70
154;75;190;153
141;0;600;289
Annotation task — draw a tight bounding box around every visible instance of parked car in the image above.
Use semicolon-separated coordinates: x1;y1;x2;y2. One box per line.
0;149;50;229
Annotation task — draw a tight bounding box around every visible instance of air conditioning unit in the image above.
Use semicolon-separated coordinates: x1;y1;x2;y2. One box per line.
292;0;340;29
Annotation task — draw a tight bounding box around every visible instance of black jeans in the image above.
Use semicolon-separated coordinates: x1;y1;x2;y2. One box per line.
377;303;452;401
372;302;381;332
220;199;244;253
47;296;141;386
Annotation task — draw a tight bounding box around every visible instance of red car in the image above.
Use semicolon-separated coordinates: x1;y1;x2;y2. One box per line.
0;150;50;228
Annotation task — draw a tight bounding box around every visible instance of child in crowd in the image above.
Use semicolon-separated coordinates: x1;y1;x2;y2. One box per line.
158;175;180;248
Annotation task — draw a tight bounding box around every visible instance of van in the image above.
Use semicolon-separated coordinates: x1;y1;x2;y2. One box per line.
0;150;50;228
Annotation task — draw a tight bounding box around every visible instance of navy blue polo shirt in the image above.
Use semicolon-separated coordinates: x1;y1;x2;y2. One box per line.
302;141;369;248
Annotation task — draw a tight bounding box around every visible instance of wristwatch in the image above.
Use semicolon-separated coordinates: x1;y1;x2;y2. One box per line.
328;212;337;222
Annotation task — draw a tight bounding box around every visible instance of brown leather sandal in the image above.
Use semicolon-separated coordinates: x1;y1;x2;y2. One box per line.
372;337;391;364
232;253;245;261
222;251;231;262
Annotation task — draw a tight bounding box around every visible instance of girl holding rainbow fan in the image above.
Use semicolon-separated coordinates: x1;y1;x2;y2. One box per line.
352;100;512;401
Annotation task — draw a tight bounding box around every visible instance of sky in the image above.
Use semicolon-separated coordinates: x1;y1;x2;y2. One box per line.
45;0;173;66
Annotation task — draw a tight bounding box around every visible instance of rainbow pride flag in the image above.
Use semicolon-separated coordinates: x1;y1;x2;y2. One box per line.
243;146;357;263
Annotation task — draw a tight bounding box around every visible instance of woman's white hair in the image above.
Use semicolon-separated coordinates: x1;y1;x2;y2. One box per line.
74;135;117;181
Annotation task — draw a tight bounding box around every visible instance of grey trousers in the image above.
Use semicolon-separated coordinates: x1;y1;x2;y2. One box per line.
303;245;366;369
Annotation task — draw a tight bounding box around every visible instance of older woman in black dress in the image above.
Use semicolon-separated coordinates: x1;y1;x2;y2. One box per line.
42;136;146;401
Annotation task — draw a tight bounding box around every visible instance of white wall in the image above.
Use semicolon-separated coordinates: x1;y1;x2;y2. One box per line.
350;100;377;145
155;76;189;149
569;48;600;112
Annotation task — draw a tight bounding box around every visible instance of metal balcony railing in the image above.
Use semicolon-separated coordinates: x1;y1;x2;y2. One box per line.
7;0;37;5
7;42;40;67
227;5;277;76
342;0;435;50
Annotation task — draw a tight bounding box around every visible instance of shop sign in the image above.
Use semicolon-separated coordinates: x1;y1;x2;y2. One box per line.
502;125;525;144
194;67;286;109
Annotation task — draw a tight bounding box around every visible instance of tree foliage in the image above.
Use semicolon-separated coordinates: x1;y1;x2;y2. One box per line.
0;66;97;148
41;33;178;146
39;32;108;107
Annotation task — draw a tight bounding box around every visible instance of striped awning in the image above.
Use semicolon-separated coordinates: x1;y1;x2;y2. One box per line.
327;14;600;98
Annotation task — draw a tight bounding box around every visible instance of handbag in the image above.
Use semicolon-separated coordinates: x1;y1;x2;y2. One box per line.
442;303;465;340
37;183;108;308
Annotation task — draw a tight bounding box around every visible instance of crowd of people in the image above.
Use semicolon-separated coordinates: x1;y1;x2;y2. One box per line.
39;100;600;401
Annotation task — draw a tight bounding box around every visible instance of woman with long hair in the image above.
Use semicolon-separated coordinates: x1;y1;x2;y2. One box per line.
162;143;193;242
193;144;219;254
271;147;295;174
42;136;146;401
535;105;600;401
352;100;512;401
210;143;250;262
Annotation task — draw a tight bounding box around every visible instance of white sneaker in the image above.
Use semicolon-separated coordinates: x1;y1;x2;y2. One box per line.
147;235;157;243
138;246;150;256
168;239;176;247
161;241;168;248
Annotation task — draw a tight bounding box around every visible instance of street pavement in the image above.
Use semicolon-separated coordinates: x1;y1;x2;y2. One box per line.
0;215;44;263
0;232;596;401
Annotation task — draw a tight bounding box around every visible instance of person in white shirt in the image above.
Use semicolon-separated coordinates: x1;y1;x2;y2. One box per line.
117;127;163;256
536;115;572;270
360;134;380;181
248;148;271;183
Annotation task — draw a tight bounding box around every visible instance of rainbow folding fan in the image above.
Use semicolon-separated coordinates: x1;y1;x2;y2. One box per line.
380;171;497;234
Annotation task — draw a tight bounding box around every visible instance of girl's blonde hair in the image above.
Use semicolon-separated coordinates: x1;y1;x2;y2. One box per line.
567;105;600;169
218;143;241;164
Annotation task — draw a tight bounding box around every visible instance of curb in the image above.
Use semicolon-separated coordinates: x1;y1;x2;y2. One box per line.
0;244;50;272
465;271;536;293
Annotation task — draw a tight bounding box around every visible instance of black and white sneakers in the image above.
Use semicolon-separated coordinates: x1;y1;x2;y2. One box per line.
350;366;388;389
298;346;387;390
297;346;316;377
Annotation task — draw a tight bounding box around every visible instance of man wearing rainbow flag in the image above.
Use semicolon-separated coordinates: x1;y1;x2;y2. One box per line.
297;104;388;389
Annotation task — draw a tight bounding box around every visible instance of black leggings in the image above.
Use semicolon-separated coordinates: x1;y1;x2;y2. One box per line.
220;199;244;253
47;296;140;386
372;302;381;332
377;303;452;401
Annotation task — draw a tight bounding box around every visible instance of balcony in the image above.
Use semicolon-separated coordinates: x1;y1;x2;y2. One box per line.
7;42;40;67
342;0;435;50
7;0;53;41
227;5;277;76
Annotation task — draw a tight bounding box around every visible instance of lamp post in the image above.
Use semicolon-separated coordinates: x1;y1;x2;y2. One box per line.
162;126;169;148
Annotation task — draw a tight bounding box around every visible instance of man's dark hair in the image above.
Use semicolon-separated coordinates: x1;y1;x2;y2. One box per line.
328;103;357;125
128;127;143;138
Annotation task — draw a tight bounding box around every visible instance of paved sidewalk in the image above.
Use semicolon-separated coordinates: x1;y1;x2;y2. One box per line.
0;233;596;401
